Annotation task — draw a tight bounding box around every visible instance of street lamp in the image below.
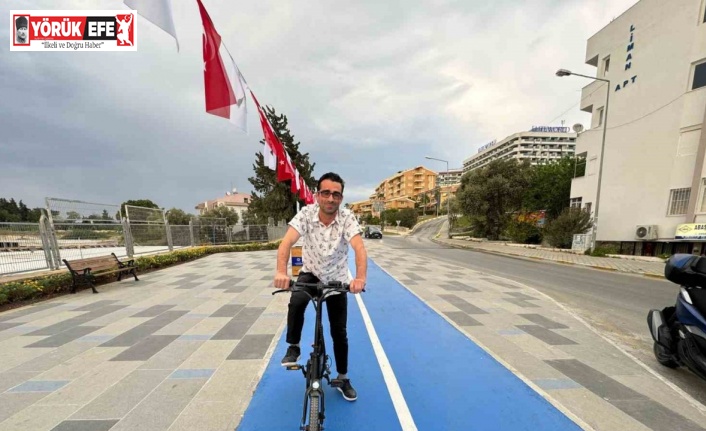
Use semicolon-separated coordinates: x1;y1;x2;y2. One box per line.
425;156;451;234
556;68;610;254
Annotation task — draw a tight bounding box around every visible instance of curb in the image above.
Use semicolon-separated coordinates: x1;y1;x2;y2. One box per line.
432;238;665;280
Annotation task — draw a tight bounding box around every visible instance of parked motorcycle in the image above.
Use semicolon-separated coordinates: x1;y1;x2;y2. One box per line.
647;254;706;380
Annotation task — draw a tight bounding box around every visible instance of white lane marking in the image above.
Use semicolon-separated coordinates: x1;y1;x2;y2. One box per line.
349;270;418;430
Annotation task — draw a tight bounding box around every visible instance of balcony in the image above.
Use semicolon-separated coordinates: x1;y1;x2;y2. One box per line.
580;79;607;113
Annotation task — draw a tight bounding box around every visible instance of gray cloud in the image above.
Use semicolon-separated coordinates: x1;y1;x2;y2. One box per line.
0;0;637;210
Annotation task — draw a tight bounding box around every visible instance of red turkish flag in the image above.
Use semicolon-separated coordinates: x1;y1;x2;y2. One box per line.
299;177;307;200
305;186;315;204
196;0;248;132
251;91;281;170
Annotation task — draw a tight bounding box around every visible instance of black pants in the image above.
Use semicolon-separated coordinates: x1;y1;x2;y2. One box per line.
286;272;349;375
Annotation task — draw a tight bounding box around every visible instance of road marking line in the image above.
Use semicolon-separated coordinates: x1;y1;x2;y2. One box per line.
350;270;417;430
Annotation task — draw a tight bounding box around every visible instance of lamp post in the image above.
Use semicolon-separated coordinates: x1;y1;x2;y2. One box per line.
556;69;610;254
425;156;451;234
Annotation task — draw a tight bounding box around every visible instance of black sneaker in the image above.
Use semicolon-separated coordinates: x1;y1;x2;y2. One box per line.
281;345;300;366
337;379;357;401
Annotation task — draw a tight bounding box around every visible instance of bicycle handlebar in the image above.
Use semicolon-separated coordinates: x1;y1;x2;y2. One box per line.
271;280;364;295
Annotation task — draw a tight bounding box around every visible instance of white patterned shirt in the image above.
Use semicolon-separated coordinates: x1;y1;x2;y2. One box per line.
289;203;361;283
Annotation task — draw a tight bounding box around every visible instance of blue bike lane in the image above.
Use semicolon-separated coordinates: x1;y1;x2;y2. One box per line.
236;257;583;430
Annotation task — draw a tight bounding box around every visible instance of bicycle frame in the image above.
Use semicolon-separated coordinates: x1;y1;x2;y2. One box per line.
302;287;330;429
273;280;356;431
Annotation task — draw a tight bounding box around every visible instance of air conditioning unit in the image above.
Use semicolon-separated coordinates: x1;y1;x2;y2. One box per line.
635;225;658;240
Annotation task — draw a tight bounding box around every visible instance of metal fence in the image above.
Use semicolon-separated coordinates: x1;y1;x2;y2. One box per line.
0;221;52;275
170;225;192;247
51;221;126;263
191;217;229;246
0;198;288;277
125;205;171;255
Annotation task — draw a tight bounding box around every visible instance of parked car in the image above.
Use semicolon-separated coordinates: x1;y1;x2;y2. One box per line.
364;226;383;239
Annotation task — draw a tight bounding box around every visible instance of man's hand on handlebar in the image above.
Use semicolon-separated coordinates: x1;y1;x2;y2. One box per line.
349;278;366;294
273;272;290;290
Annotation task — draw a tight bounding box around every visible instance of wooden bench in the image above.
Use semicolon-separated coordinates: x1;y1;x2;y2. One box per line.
63;253;139;294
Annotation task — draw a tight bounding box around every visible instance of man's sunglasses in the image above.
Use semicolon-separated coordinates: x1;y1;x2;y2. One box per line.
318;190;343;200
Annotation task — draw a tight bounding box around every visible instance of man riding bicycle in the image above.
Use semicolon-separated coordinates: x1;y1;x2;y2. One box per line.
274;172;367;401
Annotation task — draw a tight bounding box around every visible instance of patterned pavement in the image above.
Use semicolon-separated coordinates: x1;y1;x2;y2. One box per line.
0;243;703;430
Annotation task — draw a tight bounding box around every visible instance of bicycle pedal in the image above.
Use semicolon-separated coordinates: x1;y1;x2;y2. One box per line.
330;379;344;388
286;364;302;371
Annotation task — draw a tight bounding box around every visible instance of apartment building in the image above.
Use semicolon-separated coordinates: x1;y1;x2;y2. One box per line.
463;128;577;173
370;166;438;202
569;0;706;256
437;169;464;186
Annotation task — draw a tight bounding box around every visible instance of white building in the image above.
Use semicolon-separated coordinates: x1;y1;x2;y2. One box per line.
569;0;706;256
463;128;577;173
437;169;464;186
194;192;251;223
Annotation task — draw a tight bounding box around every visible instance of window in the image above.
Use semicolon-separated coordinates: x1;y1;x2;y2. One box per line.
693;61;706;90
603;56;610;77
585;202;592;214
244;198;248;204
570;197;582;209
596;107;604;127
668;188;691;215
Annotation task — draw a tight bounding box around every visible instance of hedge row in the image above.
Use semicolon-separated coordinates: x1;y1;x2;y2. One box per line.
0;242;280;307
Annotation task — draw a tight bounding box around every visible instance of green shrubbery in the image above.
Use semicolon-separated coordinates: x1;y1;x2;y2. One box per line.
585;244;619;257
0;241;280;307
504;220;542;244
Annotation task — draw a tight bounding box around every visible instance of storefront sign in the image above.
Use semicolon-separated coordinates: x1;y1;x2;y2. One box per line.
477;140;497;153
530;126;570;133
675;223;706;240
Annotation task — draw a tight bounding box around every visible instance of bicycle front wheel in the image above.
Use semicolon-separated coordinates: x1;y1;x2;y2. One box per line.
308;394;321;431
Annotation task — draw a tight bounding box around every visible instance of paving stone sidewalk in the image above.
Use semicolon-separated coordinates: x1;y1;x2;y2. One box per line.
0;244;702;431
0;250;285;431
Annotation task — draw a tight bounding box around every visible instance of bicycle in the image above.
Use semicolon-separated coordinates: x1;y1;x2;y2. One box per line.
272;280;364;431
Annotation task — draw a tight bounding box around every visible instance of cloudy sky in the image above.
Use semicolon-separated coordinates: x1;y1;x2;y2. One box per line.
1;0;638;213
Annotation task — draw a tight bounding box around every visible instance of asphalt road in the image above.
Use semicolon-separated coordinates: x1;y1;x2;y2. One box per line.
380;218;706;406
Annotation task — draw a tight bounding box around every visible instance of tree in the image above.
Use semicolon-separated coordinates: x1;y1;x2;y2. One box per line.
18;201;29;221
241;210;258;225
381;208;399;230
118;199;160;219
523;156;576;220
66;211;81;220
446;196;460;228
102;209;111;220
26;208;42;223
165;208;193;225
456;159;532;240
200;206;239;226
247;106;316;223
543;207;592;248
396;208;418;229
0;198;20;222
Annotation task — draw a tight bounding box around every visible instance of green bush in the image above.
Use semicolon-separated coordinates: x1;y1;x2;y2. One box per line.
0;241;280;307
504;220;542;244
544;208;592;249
